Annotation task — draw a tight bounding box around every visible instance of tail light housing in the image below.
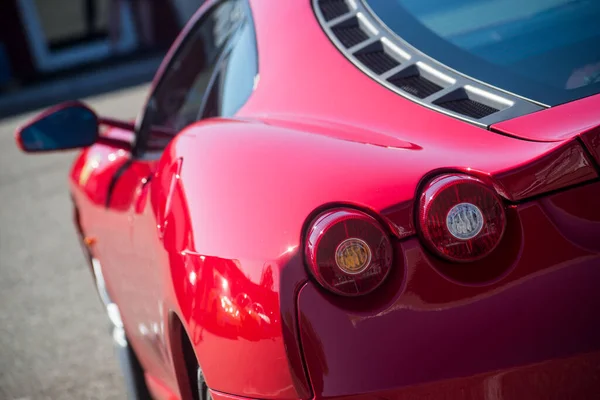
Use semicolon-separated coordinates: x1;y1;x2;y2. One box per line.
418;174;506;262
305;209;393;296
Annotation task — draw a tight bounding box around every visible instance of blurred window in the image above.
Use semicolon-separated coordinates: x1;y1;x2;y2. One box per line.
34;0;110;50
137;0;249;154
201;16;258;119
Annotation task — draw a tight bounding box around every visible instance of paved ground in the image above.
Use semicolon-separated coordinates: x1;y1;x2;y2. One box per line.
0;84;149;400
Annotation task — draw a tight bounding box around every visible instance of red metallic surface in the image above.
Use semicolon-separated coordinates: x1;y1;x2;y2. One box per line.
15;0;600;400
298;182;600;399
492;91;600;142
492;91;600;168
210;389;253;400
580;126;600;166
492;140;597;201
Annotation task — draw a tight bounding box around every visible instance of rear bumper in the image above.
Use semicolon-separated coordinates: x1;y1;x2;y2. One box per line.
297;182;600;399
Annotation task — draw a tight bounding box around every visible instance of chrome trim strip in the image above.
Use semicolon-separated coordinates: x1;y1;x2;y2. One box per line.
381;37;411;61
416;61;455;85
356;12;378;35
464;85;514;107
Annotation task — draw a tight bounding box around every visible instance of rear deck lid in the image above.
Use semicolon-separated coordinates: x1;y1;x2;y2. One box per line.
492;94;600;165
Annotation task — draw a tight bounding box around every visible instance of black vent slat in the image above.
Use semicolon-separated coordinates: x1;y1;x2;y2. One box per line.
355;50;399;74
389;74;442;99
332;23;369;48
438;98;498;119
319;0;349;21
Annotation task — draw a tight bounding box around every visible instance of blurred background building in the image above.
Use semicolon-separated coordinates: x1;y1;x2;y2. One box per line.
0;0;204;94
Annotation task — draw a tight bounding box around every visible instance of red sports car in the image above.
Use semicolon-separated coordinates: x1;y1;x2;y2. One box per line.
15;0;600;399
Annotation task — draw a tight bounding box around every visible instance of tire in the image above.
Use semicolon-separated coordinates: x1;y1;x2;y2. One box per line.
113;329;153;400
197;367;208;400
113;328;152;400
93;254;152;400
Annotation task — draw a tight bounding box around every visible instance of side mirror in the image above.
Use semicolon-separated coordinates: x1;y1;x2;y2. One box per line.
16;102;99;152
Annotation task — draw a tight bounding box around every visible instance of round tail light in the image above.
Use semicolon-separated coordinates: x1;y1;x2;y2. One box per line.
418;174;506;262
305;209;393;296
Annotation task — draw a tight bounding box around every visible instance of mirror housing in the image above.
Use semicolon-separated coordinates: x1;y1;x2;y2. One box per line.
15;101;135;153
16;102;100;152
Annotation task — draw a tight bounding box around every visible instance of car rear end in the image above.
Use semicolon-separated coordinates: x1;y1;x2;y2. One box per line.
294;1;600;397
241;0;600;397
298;176;600;399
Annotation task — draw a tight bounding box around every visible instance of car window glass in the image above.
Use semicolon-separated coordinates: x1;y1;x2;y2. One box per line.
200;16;258;119
137;0;243;153
220;19;258;117
365;0;600;105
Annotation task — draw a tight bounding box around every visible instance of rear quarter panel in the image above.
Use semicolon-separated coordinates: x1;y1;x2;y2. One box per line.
298;181;600;399
156;115;579;399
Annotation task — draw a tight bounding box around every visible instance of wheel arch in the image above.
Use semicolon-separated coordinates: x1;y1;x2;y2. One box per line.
168;311;203;400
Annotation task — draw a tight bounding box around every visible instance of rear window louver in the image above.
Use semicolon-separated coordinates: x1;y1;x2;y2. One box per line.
331;18;369;48
314;0;542;125
434;88;505;119
319;0;350;21
354;43;400;74
437;98;498;119
388;73;442;99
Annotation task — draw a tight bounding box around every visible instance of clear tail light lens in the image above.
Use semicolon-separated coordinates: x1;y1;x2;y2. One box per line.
419;174;506;262
305;209;393;296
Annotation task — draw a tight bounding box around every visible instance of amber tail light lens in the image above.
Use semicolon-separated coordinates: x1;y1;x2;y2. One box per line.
418;174;506;262
305;209;393;296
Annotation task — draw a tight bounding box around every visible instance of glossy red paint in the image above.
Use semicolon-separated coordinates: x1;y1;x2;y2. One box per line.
16;0;600;400
492;91;600;142
70;137;130;207
210;389;253;400
146;373;180;400
493;140;597;201
580;126;600;166
298;182;600;399
295;351;600;400
150;111;596;399
492;91;600;166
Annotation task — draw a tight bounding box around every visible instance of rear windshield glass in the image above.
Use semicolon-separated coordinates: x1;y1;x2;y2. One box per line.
364;0;600;105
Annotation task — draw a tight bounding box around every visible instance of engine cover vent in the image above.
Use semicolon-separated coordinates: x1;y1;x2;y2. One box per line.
438;98;498;119
387;65;446;99
331;17;369;48
433;87;509;119
354;42;401;75
313;0;545;126
319;0;350;21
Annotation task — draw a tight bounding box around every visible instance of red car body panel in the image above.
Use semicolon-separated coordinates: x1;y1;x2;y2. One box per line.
492;92;600;142
298;182;600;399
492;93;600;166
57;0;600;400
